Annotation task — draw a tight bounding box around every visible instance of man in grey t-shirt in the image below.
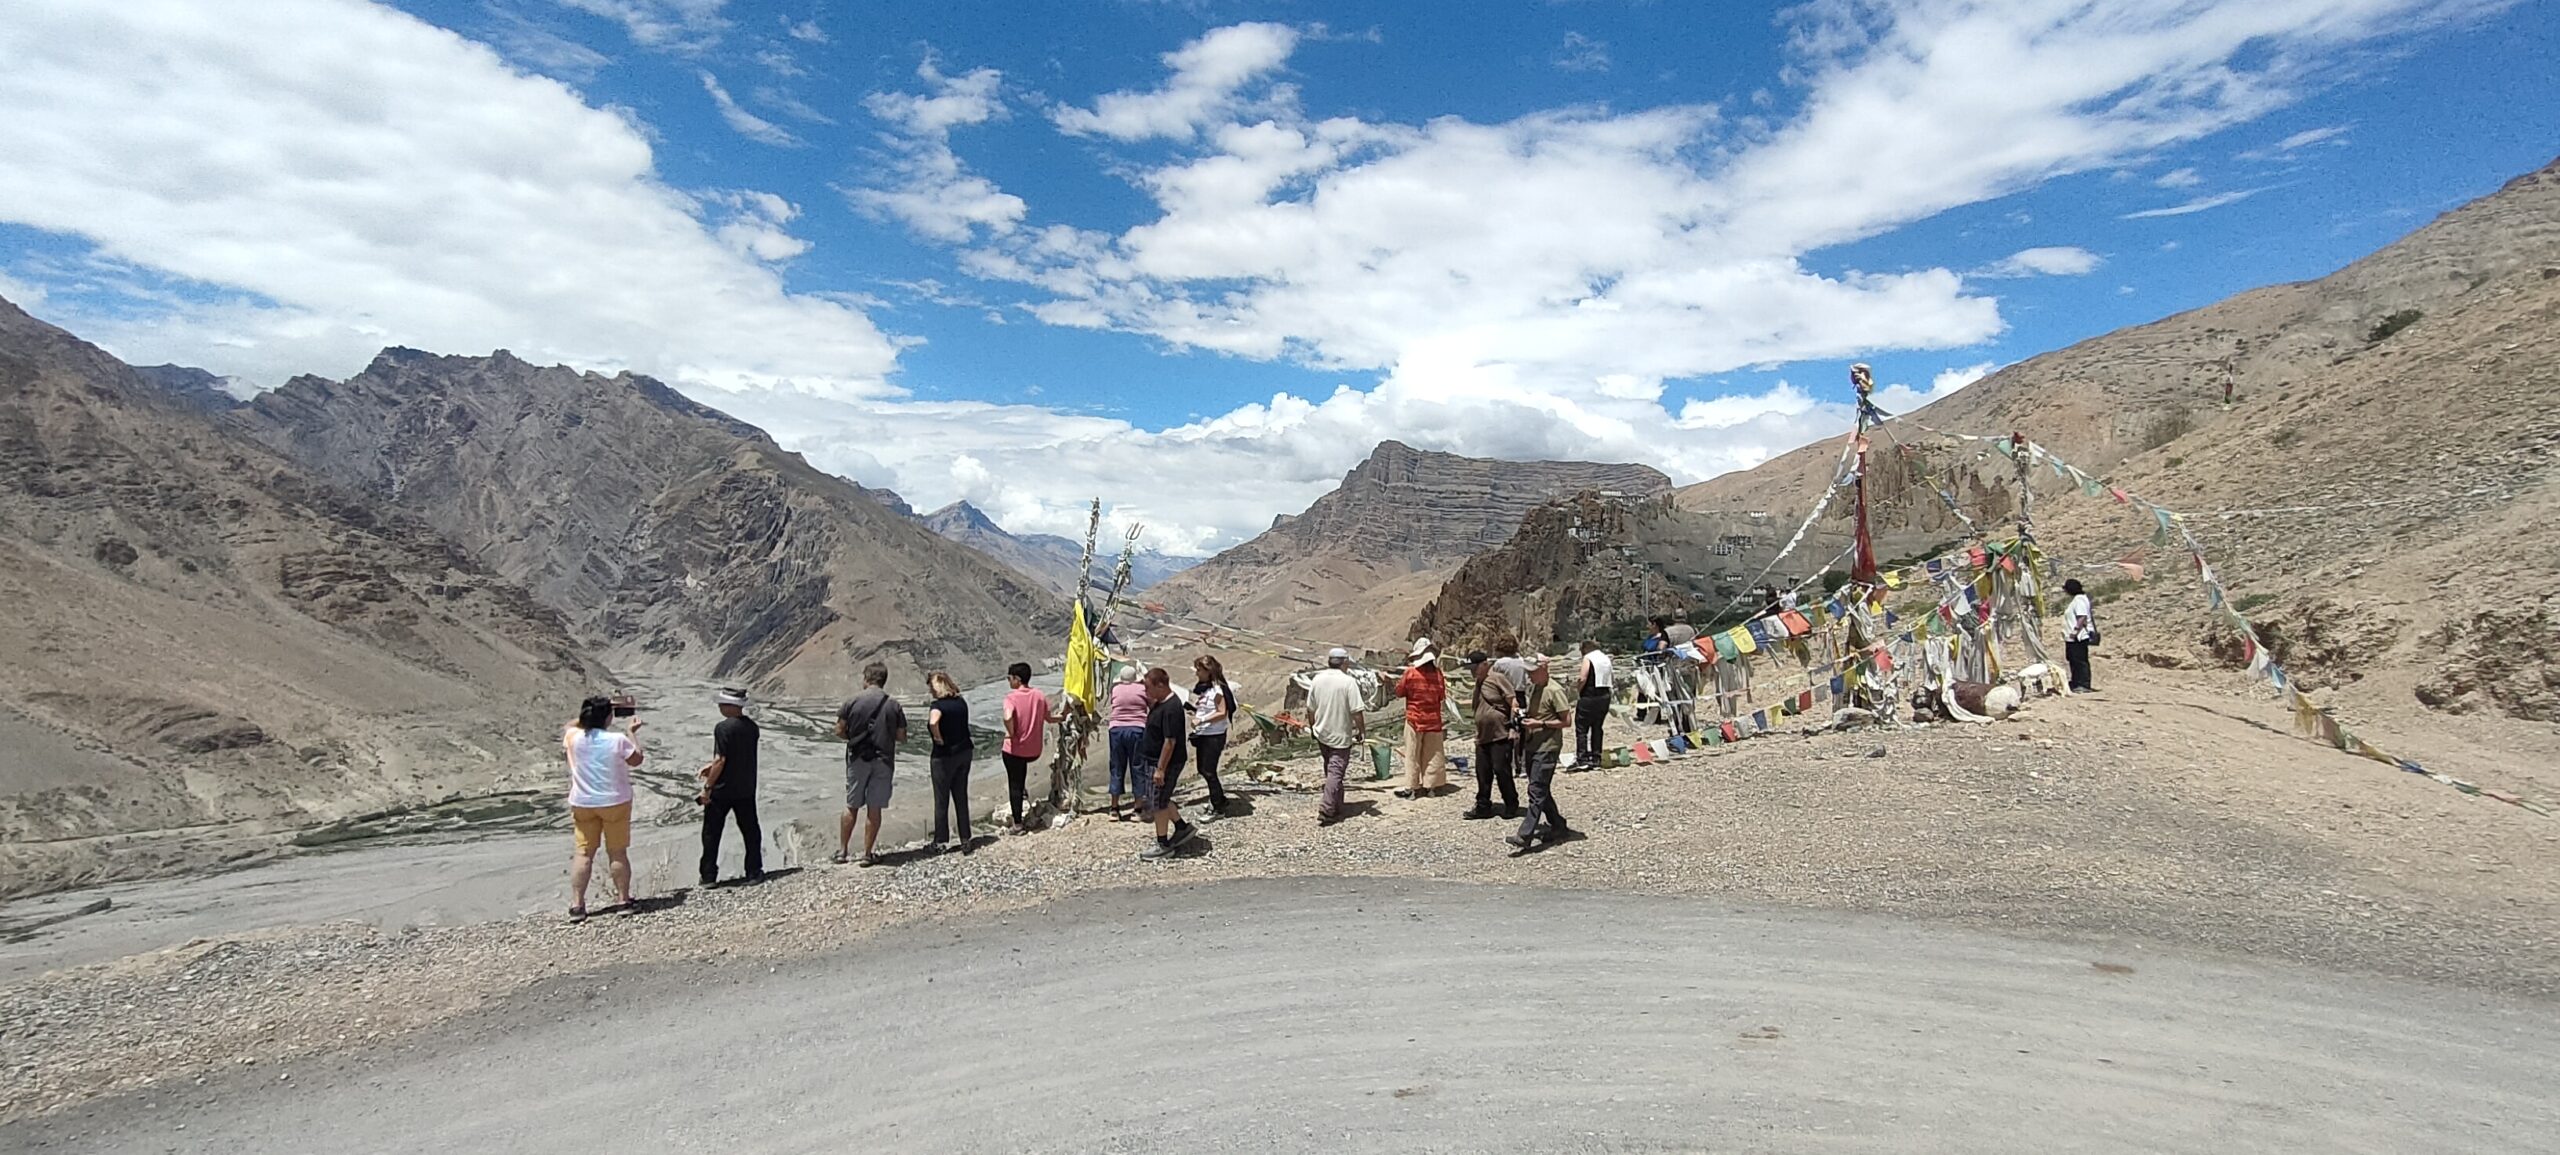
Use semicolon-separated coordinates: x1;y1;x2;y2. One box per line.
834;662;907;866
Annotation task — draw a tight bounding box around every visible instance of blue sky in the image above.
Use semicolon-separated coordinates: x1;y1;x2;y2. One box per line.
0;0;2553;553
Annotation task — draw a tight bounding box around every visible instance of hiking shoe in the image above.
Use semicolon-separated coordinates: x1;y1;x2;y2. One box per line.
1140;839;1174;860
1461;805;1496;820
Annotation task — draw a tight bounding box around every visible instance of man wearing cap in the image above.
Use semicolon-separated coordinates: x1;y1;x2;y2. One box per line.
1307;647;1367;825
1390;638;1448;799
697;688;763;886
1508;659;1574;853
1464;650;1521;821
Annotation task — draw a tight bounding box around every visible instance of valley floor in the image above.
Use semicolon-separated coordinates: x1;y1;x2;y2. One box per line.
2;658;2554;1128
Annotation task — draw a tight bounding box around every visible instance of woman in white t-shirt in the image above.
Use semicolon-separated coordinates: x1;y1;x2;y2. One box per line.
2062;579;2098;693
564;695;646;919
1190;655;1236;814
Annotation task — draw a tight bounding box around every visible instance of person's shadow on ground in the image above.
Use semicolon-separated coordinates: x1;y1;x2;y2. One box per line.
704;867;804;889
626;892;691;915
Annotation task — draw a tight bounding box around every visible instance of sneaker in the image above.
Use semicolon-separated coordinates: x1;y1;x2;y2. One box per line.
1504;833;1530;851
1461;805;1496;820
1140;839;1174;860
1172;821;1199;845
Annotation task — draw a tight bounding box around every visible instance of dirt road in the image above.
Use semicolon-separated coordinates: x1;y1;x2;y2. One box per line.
8;877;2553;1153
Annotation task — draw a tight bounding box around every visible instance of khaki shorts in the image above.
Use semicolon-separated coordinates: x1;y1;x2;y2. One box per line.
572;801;633;852
846;757;894;812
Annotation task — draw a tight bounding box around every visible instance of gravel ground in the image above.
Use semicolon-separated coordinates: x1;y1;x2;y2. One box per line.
15;878;2558;1154
4;661;2555;1123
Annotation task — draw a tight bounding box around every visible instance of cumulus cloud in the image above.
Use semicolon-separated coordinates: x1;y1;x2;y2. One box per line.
699;69;801;146
1050;21;1298;141
0;0;2497;556
850;59;1025;243
1978;246;2102;277
0;0;894;395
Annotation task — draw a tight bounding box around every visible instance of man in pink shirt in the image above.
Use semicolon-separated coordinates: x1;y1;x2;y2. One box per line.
1000;662;1056;833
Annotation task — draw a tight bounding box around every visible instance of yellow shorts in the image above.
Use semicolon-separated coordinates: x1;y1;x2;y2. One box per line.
571;802;633;852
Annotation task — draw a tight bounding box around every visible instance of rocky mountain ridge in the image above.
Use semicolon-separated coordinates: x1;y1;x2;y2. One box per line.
1146;440;1673;645
1646;155;2560;784
0;297;605;895
238;349;1068;697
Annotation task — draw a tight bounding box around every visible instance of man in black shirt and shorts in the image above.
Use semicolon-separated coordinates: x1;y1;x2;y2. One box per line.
1139;667;1198;860
697;687;763;886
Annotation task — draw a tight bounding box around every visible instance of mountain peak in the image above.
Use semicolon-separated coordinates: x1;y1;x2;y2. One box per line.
923;500;1001;536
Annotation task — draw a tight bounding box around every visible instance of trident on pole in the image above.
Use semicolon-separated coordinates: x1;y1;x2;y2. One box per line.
1850;363;1880;588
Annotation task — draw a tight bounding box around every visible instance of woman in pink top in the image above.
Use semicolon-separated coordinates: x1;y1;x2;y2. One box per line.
1106;669;1152;819
1000;662;1056;833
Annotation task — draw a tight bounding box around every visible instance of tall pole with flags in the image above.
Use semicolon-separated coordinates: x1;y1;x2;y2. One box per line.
1850;363;1880;587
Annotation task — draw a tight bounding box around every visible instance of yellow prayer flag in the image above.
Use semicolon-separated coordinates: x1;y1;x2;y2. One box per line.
1063;602;1101;710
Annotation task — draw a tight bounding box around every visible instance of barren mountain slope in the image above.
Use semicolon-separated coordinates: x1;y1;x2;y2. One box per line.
1643;157;2560;782
1148;440;1671;635
243;352;1066;697
0;298;604;896
1679;157;2560;526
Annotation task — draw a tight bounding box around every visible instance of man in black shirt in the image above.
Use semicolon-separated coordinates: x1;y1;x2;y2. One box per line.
697;687;763;886
1139;667;1197;860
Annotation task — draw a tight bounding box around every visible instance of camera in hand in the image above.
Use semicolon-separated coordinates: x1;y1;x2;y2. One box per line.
609;692;640;718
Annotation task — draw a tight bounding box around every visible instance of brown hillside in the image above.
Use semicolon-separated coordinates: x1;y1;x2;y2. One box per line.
0;298;606;896
1150;440;1671;639
1645;156;2560;794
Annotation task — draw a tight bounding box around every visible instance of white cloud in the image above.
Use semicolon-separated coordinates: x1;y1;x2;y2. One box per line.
704;190;812;262
754;86;835;125
699;70;800;146
2240;122;2351;160
1051;22;1298;142
0;0;895;396
1554;32;1611;73
2154;166;2202;188
1872;361;1994;412
784;17;825;44
2122;186;2269;218
556;0;726;48
0;1;2499;556
1978;246;2102;277
851;60;1025;243
486;8;612;81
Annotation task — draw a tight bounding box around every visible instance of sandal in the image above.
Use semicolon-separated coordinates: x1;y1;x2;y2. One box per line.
568;905;588;921
830;851;850;865
856;853;878;868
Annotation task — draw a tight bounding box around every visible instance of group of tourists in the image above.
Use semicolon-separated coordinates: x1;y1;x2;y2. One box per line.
550;632;1640;914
